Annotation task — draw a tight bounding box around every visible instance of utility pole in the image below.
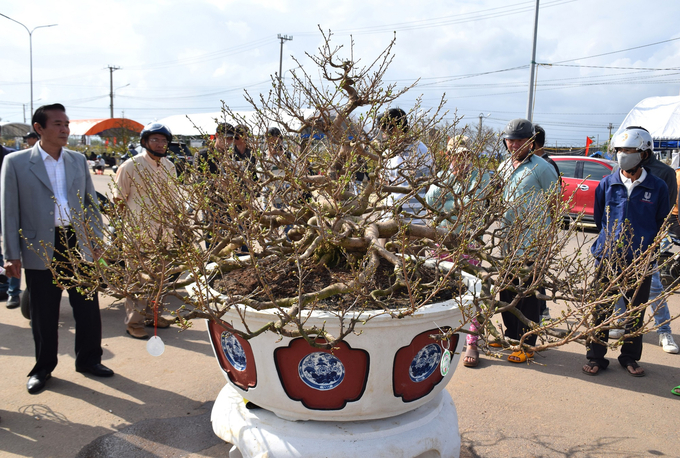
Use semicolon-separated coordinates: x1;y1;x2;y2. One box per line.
478;113;490;140
525;0;540;121
108;65;121;118
277;34;293;106
608;122;613;140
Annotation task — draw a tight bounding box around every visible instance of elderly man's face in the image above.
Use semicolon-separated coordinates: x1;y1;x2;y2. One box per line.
34;109;70;149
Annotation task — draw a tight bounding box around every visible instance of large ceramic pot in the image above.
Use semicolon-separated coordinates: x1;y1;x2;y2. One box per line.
189;261;478;422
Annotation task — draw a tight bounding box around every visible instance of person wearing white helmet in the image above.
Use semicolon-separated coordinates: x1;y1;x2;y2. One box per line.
584;126;671;376
113;122;178;339
608;126;678;353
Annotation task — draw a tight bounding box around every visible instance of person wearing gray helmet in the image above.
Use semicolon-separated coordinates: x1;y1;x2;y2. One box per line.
495;118;559;363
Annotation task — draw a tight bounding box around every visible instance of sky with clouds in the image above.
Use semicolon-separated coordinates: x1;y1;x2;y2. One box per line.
1;0;679;146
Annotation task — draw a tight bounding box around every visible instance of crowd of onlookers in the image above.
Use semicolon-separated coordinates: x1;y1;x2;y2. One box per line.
0;102;678;397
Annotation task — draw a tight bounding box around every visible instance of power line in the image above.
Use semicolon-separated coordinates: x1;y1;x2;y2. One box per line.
553;36;680;64
546;63;680;71
117;80;271;101
294;0;577;36
390;36;680;87
125;36;277;71
7;36;278;85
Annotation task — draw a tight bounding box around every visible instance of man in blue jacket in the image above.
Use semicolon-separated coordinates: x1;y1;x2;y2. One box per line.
584;127;670;377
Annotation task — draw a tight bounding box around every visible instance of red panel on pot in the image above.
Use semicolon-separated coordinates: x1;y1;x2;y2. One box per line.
208;320;257;391
274;338;369;410
393;328;459;402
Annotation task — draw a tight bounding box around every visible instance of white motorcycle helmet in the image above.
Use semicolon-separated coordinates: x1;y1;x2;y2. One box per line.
613;126;654;152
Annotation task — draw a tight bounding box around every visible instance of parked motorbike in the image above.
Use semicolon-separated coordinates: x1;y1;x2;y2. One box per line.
659;248;680;288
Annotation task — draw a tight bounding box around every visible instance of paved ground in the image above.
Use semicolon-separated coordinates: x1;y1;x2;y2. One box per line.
0;170;678;457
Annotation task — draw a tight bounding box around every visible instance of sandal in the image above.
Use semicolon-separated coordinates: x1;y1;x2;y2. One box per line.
487;338;506;348
463;345;479;368
624;362;645;377
672;386;680;397
508;350;534;363
582;360;604;376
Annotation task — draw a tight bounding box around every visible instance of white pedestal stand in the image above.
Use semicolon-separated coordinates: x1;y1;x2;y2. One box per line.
211;384;460;458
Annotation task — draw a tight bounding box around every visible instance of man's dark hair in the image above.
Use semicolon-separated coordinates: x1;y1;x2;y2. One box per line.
32;103;66;129
216;122;235;136
234;124;249;140
379;108;408;134
267;126;282;137
534;124;545;148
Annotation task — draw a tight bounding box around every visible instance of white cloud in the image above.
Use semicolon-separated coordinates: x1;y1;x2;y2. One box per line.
1;0;679;144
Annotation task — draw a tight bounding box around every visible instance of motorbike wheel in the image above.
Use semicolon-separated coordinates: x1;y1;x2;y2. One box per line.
20;290;30;320
669;259;680;285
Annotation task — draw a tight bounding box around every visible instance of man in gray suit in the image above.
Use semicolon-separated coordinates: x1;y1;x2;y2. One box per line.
1;103;114;394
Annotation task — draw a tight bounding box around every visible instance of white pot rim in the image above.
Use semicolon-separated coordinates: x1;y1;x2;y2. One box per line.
186;257;480;322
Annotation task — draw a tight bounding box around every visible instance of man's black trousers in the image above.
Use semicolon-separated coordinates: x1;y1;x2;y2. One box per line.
25;226;103;376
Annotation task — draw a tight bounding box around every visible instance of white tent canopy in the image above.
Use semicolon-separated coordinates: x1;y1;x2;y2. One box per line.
157;111;258;137
614;95;680;140
157;109;317;137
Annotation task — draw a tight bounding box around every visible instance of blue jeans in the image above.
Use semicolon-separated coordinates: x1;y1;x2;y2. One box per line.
0;253;21;297
614;269;670;334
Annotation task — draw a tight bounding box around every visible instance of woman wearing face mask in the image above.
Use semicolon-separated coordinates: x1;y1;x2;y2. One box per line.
584;126;670;377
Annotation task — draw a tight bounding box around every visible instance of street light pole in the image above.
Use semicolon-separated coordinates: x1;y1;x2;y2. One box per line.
0;13;57;121
525;0;540;122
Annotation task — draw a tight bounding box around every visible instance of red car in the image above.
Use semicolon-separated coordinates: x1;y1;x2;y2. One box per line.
550;155;616;222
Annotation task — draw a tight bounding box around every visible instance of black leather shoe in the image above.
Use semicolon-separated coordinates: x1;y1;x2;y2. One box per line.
27;371;51;394
0;291;8;301
75;363;114;377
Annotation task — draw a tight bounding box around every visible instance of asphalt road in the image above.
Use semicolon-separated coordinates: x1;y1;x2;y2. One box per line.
0;169;678;458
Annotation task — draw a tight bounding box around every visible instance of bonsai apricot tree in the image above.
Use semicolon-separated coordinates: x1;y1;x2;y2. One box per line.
47;30;678;356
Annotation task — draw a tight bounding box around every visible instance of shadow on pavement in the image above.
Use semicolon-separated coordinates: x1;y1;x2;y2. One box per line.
75;402;225;458
475;337;680;400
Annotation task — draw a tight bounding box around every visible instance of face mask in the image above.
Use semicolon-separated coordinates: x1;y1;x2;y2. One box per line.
617;151;642;172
